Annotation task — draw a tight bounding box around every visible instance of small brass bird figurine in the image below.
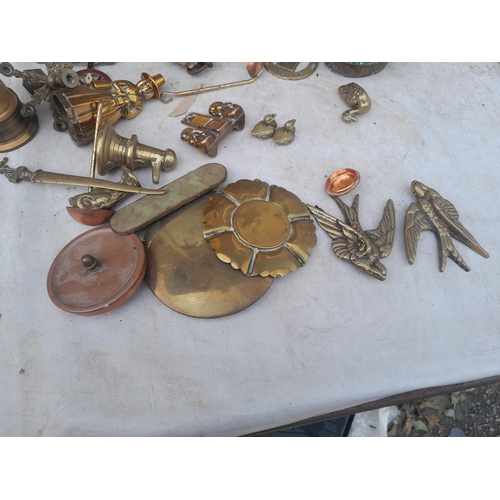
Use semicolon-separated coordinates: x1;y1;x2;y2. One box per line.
338;82;371;123
404;181;489;272
251;114;277;139
308;195;395;281
272;119;296;145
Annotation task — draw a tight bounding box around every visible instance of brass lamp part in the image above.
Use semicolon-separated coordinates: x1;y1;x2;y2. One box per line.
1;62;79;132
52;72;166;146
0;79;39;152
96;122;177;184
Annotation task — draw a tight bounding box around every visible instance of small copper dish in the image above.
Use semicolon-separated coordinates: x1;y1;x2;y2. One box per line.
325;168;360;196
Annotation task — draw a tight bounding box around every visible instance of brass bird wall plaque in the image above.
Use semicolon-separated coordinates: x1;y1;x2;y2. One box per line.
308;195;395;281
404;181;489;272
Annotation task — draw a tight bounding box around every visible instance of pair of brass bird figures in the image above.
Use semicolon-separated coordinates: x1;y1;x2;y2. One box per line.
251;115;296;145
308;181;489;281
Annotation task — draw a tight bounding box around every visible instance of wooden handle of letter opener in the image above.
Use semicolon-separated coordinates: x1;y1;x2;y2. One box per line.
110;163;227;235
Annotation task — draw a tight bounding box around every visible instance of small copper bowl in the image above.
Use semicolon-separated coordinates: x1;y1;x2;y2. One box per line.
325;168;360;196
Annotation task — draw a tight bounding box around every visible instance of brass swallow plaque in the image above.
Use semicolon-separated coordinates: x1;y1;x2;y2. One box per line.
404;181;489;272
308;195;395;281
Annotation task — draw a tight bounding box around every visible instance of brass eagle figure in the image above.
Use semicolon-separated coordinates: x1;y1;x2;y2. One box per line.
308;195;395;281
404;180;489;272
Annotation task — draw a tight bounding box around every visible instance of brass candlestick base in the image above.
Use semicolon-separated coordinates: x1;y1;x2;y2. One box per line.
96;122;176;184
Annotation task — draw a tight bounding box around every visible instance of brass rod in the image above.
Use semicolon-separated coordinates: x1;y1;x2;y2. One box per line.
0;162;165;195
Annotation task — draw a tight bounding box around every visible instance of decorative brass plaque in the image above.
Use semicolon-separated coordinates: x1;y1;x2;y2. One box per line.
203;179;317;278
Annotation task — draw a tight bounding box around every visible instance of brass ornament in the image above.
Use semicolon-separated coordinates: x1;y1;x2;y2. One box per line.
96;122;177;184
251;114;277;139
0;62;78;132
338;83;371;123
179;62;213;75
52;72;166;146
264;63;318;80
272;119;296;145
0;79;39;152
145;194;274;318
110;163;227;236
308;195;395;281
160;63;263;101
180;101;245;157
203;179;317;278
404;181;489;272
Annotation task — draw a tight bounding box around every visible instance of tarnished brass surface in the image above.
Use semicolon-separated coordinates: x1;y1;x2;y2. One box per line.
325;169;360;196
338;83;371;123
145;194;274;318
47;226;146;316
1;62;79;132
203;179;317;278
0;79;39;152
160;63;263;100
251;114;277;139
325;62;388;78
0;158;165;195
52;72;165;146
264;63;318;80
308;195;395;281
110;163;227;235
96;122;176;184
179;62;213;75
181;102;245;157
272;119;296;145
404;181;489;272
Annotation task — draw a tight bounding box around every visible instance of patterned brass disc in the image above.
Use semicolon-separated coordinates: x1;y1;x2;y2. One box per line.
264;63;318;80
203;179;317;278
144;194;274;318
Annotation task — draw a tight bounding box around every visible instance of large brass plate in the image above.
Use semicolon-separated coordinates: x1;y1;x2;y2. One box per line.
144;194;274;318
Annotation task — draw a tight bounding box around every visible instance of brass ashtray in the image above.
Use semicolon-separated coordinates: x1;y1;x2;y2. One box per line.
325;168;360;196
203;179;317;278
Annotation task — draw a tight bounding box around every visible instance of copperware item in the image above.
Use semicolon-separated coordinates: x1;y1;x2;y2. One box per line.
325;169;360;196
47;226;146;316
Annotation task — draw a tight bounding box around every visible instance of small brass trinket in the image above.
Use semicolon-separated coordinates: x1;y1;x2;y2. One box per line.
180;101;245;157
272;119;296;145
251;114;277;139
404;181;490;272
203;179;317;277
308;195;395;281
338;82;371;123
264;63;318;80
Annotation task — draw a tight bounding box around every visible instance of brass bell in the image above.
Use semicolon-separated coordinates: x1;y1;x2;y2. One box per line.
96;122;177;184
0;79;39;152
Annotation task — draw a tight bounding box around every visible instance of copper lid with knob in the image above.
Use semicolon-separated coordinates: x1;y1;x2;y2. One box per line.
47;226;146;316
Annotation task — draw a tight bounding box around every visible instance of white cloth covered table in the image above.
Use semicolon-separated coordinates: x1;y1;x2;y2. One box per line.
1;62;499;436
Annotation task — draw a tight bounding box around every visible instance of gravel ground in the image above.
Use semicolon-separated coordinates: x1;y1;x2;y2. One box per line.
389;381;500;437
